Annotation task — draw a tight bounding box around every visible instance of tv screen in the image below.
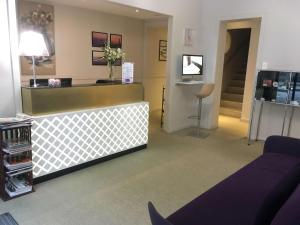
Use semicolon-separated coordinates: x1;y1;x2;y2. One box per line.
182;54;203;75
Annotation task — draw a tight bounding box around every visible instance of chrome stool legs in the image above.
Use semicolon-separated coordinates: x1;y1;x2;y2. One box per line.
196;98;202;136
188;97;210;138
187;83;215;138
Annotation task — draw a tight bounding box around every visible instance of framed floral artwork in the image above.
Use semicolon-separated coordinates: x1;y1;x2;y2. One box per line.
18;1;56;75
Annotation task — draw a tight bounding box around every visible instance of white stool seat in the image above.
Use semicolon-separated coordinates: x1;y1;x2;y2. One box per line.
196;83;215;98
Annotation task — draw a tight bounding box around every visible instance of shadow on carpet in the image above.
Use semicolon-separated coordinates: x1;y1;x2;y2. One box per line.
0;213;18;225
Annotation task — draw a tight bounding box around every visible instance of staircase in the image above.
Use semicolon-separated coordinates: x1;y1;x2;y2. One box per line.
220;67;246;118
220;29;251;119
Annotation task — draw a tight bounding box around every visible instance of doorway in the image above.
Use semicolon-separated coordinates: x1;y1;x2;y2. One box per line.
143;20;169;129
215;18;261;135
220;28;251;119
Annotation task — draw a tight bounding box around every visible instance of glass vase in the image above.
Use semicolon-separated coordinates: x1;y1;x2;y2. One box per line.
109;63;114;81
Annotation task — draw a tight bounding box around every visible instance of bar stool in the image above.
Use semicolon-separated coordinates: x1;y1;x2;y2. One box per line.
189;83;215;138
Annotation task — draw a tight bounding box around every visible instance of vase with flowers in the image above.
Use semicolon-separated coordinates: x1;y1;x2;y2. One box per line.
103;44;125;81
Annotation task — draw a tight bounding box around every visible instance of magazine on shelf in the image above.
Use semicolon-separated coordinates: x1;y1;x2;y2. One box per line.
7;177;30;189
0;117;31;125
4;159;32;171
5;177;32;197
5;184;32;197
2;140;31;149
0;117;31;129
6;166;33;177
2;146;32;155
5;186;32;197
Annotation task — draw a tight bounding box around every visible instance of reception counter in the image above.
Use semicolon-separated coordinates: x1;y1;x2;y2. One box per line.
22;83;144;115
20;83;149;182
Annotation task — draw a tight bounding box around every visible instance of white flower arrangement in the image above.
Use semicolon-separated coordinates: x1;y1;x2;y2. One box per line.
103;44;125;66
21;4;53;31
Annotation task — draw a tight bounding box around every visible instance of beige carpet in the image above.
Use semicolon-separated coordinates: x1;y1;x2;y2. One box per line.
0;115;263;225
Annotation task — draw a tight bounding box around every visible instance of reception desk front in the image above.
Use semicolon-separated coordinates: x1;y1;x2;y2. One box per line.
22;83;144;115
20;83;149;182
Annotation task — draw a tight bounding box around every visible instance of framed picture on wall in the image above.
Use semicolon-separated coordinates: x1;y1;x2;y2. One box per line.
92;31;108;48
92;51;107;65
110;34;122;48
159;40;167;61
18;1;56;75
184;28;194;46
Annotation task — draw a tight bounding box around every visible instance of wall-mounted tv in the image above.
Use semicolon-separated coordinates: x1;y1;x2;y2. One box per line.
182;54;203;76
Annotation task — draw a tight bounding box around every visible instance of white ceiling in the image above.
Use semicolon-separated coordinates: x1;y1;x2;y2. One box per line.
32;0;168;20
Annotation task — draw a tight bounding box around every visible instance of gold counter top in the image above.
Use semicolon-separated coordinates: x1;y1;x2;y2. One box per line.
22;83;144;115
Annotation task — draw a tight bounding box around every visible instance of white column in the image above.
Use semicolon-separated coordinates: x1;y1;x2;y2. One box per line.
0;0;16;117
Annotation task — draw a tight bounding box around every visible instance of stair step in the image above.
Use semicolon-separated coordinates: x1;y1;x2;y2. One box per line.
221;93;243;102
220;107;241;118
236;70;247;74
220;100;243;110
230;80;245;87
227;86;244;95
232;74;246;81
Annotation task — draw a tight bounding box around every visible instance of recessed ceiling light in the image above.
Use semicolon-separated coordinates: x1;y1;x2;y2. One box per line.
135;9;140;13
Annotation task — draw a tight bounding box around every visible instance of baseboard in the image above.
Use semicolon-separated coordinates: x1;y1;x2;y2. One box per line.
33;144;147;184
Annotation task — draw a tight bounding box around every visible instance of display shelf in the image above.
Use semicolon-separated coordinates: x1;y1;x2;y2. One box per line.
0;119;34;201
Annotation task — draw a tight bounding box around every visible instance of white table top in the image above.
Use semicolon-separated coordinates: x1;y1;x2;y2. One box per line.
176;80;205;85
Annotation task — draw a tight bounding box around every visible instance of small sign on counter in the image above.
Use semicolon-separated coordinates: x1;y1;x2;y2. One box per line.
122;62;134;84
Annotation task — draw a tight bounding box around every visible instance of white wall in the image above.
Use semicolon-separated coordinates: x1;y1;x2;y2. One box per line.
110;0;204;132
143;23;167;112
112;0;300;132
21;3;145;85
0;0;16;117
199;0;300;129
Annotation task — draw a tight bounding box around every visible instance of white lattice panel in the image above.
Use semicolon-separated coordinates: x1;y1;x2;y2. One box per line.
24;102;149;178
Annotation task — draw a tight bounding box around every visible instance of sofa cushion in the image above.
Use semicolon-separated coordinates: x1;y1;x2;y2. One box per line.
167;153;300;225
271;184;300;225
264;136;300;158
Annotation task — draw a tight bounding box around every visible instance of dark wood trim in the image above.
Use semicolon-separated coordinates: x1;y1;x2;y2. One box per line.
33;144;147;184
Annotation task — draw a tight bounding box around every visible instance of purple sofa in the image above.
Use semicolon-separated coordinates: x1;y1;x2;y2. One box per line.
148;136;300;225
